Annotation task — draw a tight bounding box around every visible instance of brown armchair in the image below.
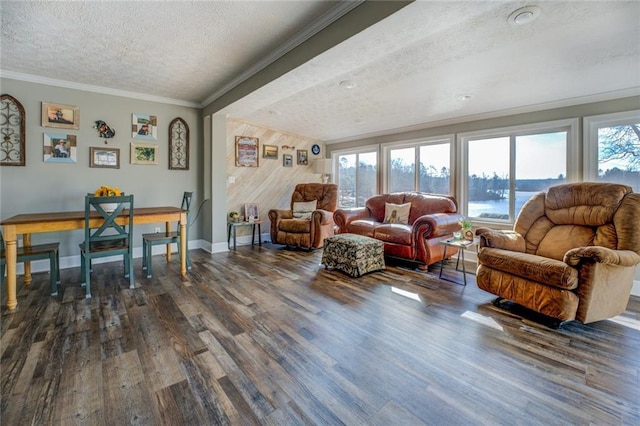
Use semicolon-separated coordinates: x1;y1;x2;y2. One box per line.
476;182;640;325
269;183;338;249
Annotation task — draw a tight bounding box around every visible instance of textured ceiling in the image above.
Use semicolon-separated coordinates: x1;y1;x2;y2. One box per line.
2;1;639;143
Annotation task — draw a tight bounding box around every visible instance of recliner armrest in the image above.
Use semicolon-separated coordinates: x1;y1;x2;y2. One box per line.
312;209;334;225
334;207;369;232
268;209;293;222
476;228;526;252
564;246;640;267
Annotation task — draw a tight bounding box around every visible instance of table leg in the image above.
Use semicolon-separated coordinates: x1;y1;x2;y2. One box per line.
4;225;18;310
179;221;187;276
233;226;237;251
166;222;172;262
23;233;32;286
439;245;448;280
461;248;467;286
251;224;256;246
227;224;232;250
258;223;262;246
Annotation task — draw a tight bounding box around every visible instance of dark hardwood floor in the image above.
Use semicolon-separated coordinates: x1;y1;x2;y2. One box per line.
2;244;639;425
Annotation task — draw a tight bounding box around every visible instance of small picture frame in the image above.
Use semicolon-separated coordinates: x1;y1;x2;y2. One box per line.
283;154;293;167
43;133;77;163
41;102;79;129
131;142;159;165
244;203;259;222
263;144;278;159
297;149;308;165
90;147;120;169
132;113;158;140
235;136;259;167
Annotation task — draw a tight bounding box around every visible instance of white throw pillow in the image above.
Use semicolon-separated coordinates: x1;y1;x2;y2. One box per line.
292;200;317;220
383;202;411;224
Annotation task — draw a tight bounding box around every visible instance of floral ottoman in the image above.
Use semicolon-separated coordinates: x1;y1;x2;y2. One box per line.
321;233;385;277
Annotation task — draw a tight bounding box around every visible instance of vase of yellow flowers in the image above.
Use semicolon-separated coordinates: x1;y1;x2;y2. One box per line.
94;185;122;212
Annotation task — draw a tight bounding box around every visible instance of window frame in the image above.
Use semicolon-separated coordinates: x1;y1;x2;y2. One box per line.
583;109;640;183
332;144;380;208
457;118;579;224
381;134;455;194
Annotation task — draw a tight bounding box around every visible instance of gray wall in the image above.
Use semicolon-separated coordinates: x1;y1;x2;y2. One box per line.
0;78;203;260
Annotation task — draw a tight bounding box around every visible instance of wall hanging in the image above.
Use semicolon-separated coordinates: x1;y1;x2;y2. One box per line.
235;136;259;167
0;94;25;166
41;102;79;129
132;113;157;140
169;117;189;170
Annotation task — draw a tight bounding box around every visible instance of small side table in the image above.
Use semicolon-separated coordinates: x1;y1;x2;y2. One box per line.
227;220;262;251
438;237;479;286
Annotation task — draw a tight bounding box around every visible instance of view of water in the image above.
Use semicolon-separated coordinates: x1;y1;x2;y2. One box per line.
468;191;538;219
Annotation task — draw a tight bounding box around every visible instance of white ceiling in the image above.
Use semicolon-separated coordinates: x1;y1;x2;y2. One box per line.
2;1;639;143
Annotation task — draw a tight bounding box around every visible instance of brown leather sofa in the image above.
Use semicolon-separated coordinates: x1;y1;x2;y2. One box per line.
476;182;640;325
269;183;338;249
333;192;463;269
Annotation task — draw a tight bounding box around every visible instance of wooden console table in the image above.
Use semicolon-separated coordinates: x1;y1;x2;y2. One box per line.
1;206;187;310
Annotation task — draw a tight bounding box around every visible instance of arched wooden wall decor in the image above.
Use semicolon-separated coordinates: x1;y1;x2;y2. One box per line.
169;117;189;170
0;94;26;166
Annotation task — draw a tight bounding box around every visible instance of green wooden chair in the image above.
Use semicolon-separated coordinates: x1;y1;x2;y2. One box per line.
142;191;192;278
79;194;134;298
1;232;60;296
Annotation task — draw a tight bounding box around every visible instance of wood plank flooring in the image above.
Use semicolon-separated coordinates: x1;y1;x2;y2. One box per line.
2;245;639;425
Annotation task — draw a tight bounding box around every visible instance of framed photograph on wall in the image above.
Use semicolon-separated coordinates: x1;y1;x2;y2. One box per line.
90;147;120;169
235;136;259;167
244;203;259;221
131;142;159;165
43;133;77;163
263;144;278;159
283;153;293;167
297;149;308;165
132;113;158;140
41;102;79;130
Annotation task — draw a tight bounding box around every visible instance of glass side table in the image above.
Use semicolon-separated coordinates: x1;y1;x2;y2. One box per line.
227;220;262;251
438;237;479;286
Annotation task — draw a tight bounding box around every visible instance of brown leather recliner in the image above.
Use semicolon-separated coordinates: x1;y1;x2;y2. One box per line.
476;182;640;325
269;183;338;249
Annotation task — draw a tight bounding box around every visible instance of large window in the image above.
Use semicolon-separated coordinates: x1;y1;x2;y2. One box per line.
335;149;377;208
384;137;452;194
584;110;640;192
461;119;577;222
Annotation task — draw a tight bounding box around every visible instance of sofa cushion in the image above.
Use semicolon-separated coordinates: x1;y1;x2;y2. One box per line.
478;247;579;290
374;223;412;245
347;219;376;238
293;200;317;220
384;202;411;224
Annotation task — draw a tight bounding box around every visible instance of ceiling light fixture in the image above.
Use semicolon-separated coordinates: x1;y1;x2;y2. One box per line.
339;80;356;89
508;6;541;26
458;94;472;101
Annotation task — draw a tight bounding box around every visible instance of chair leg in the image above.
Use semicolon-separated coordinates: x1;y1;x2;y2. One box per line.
128;253;135;289
56;249;61;284
83;254;92;299
142;239;148;271
49;251;58;296
146;242;153;278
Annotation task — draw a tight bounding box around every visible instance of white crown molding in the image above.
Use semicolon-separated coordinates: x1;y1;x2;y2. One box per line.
200;0;364;107
0;70;201;108
325;87;640;145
